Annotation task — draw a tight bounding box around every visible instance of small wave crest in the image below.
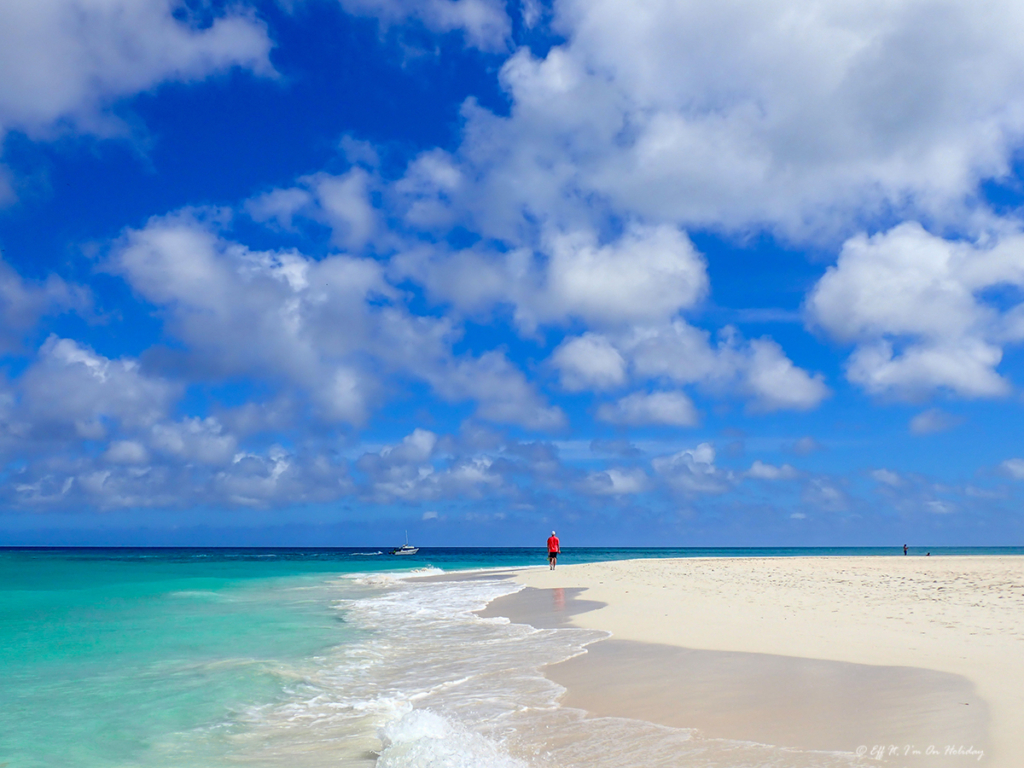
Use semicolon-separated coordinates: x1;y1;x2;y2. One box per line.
378;709;528;768
348;567;445;586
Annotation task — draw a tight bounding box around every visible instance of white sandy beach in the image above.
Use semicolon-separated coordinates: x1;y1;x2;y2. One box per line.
509;556;1024;768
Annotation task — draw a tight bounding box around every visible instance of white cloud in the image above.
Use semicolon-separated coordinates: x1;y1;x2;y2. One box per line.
337;0;510;51
802;478;848;512
741;337;830;411
392;148;463;229
8;438;351;511
0;258;88;352
909;408;962;435
551;333;627;392
393;224;708;330
383;428;438;464
520;0;542;28
0;0;272;172
925;499;955;514
580;467;649;495
999;458;1024;480
747;460;798;480
112;212;562;430
871;468;902;487
151;418;237;466
430;350;566;431
103;440;149;465
808;222;1024;398
393;0;1024;245
303;169;378;250
545;323;829;414
20;337;179;439
789;436;823;456
622;323;829;411
356;428;508;502
214;446;347;508
652;442;730;494
246;170;386;272
244;187;313;231
113;212;386;423
529;225;708;328
597;391;699;427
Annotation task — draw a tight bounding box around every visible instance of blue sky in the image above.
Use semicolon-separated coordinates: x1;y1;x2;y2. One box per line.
2;0;1024;546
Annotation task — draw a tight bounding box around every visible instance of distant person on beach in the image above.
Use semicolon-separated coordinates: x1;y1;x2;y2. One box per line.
904;544;908;555
547;531;560;570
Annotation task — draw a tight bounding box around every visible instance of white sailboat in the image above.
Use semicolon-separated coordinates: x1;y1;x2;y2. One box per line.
389;531;419;555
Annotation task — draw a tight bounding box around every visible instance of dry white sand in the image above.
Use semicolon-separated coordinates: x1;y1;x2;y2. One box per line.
511;556;1024;767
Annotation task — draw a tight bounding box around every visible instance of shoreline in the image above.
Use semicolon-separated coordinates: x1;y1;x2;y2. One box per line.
481;556;1023;767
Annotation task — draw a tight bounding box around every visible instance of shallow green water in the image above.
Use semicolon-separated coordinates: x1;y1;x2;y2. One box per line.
1;553;360;766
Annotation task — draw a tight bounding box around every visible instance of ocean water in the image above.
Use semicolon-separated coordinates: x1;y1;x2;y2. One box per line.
2;546;1019;768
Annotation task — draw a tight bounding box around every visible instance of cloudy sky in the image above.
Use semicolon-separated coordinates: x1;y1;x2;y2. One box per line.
2;0;1024;546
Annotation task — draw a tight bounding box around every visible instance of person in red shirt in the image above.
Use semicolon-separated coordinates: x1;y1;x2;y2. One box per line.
547;531;560;570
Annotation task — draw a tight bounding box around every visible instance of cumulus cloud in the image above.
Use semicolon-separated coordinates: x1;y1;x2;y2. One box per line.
909;408;962;435
387;0;1024;244
579;467;649;496
393;224;708;330
539;322;830;415
429;351;566;430
356;428;509;502
111;211;562;430
551;333;627;392
589;438;642;457
808;222;1024;399
870;468;902;487
150;418;237;466
20;336;179;439
652;442;731;494
999;458;1024;480
21;442;351;511
0;0;273;192
16;0;1024;524
747;460;798;480
869;469;962;515
528;225;708;328
596;391;699;427
789;436;823;456
0;258;88;352
248;169;378;249
802;478;849;512
741;338;830;411
0;339;353;509
336;0;510;51
618;323;829;411
102;440;149;465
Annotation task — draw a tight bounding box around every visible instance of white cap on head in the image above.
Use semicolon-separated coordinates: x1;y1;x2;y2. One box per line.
551;531;556;535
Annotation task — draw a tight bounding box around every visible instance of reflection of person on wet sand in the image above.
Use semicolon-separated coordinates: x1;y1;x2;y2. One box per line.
547;531;560;570
553;587;565;612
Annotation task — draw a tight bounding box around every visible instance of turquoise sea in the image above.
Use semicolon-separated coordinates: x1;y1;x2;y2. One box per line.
2;546;1020;768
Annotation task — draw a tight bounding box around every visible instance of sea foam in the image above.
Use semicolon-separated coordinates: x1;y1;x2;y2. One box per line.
211;574;867;768
378;709;528;768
